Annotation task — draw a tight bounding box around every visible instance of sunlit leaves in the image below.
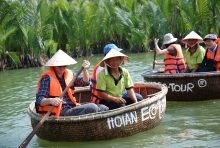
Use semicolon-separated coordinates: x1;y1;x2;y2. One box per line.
1;0;220;59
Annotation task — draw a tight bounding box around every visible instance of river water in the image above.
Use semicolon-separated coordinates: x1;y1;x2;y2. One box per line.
0;51;219;148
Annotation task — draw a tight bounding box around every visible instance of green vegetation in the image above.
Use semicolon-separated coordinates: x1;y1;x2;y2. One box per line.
0;0;220;70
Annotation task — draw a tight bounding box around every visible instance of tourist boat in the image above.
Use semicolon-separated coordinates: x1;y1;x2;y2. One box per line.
141;70;220;101
27;82;167;142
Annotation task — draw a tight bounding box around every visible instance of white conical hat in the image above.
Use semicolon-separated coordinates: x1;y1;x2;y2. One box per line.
45;49;77;66
182;31;203;44
99;49;130;67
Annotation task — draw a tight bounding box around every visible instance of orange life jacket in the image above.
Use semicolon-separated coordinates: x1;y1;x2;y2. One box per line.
36;67;77;116
90;63;101;104
164;44;186;74
206;38;220;71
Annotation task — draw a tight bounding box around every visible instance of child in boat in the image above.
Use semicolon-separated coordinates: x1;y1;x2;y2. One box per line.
95;49;142;110
90;43;143;105
35;49;108;116
153;33;186;74
181;31;205;73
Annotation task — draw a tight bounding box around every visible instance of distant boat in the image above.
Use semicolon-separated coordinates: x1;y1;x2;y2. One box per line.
141;70;220;101
28;82;167;142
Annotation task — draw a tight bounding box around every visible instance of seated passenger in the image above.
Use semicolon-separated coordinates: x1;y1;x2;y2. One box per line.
36;49;108;116
200;34;220;72
96;49;142;110
181;31;205;72
90;44;143;105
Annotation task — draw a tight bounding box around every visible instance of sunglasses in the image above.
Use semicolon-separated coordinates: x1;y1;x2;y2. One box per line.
58;65;67;68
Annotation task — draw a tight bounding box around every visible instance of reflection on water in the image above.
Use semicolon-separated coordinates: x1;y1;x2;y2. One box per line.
0;52;220;148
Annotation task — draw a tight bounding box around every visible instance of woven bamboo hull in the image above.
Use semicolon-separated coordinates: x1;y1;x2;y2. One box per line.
141;70;220;101
28;82;167;142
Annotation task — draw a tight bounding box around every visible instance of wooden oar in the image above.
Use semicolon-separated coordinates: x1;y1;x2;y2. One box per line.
153;48;156;69
153;31;159;70
18;54;94;148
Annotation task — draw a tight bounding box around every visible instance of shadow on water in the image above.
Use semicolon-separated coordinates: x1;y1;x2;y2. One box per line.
0;52;220;148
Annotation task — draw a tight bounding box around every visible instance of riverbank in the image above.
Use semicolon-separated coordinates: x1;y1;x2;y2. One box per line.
0;53;48;71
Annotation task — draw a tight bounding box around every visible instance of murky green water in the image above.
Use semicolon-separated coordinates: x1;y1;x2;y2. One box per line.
0;51;219;148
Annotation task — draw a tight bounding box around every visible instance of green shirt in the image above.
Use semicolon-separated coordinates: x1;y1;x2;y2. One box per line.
96;67;133;98
185;45;205;70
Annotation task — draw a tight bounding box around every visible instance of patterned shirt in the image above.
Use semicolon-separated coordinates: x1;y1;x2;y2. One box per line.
36;71;89;111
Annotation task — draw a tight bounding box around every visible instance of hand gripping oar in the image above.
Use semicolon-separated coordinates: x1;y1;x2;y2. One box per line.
18;54;94;148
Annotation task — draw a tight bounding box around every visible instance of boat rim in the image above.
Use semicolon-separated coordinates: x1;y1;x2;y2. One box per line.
141;70;220;78
28;82;167;123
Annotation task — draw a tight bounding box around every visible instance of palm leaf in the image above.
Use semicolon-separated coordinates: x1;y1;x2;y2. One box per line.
7;52;20;68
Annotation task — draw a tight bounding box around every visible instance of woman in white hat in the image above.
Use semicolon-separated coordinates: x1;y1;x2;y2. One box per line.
36;49;108;117
181;31;205;72
96;49;141;110
153;33;186;74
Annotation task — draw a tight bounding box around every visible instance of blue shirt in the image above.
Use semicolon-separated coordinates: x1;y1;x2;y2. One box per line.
208;45;218;55
36;72;89;111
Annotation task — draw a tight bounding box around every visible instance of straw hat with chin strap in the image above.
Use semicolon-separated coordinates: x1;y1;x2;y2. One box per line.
100;49;130;67
45;49;77;66
99;49;130;75
182;31;203;44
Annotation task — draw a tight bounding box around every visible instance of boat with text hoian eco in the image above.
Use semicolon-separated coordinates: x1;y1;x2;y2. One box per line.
141;70;220;101
27;82;167;142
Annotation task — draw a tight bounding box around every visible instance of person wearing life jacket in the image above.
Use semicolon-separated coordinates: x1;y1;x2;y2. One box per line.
203;34;220;71
96;49;140;110
153;33;186;74
91;44;122;104
90;44;143;105
181;31;205;72
35;49;108;117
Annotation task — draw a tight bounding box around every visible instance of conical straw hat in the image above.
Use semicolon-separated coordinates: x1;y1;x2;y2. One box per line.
99;49;130;67
182;31;203;44
45;49;77;66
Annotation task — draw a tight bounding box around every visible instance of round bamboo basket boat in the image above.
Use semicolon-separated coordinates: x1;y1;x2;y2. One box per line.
28;82;167;142
141;70;220;101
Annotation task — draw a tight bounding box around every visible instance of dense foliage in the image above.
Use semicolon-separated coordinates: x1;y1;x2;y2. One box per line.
0;0;220;70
